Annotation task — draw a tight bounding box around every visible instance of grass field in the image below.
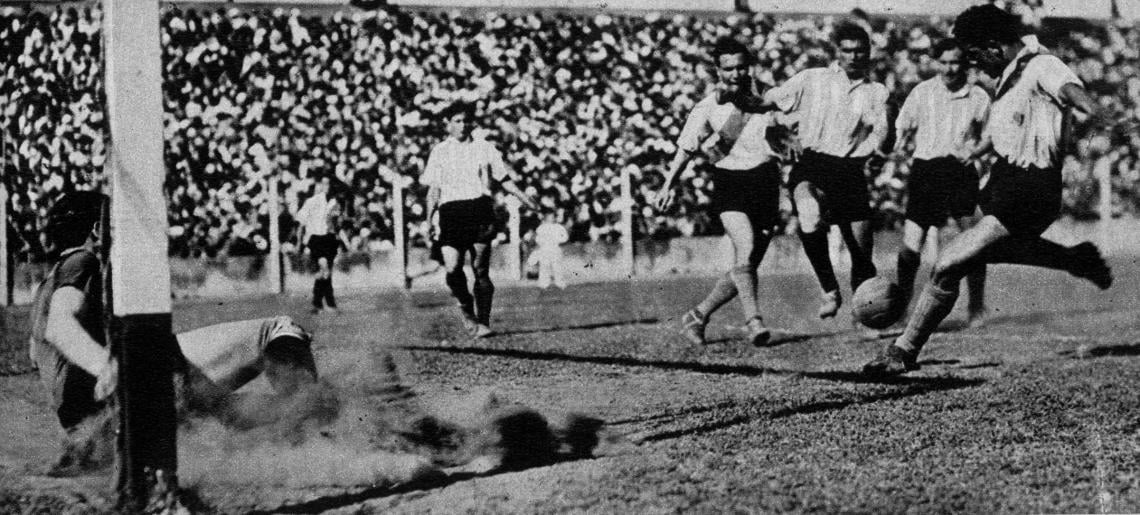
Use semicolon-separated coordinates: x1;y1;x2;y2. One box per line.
2;254;1139;513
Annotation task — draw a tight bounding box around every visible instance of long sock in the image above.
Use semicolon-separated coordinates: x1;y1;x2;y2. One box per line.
445;269;474;310
896;248;921;304
312;278;323;309
894;281;959;354
473;276;495;326
850;251;878;291
983;237;1074;270
848;239;877;292
323;277;338;308
965;263;986;315
799;229;839;293
696;274;738;319
728;264;759;320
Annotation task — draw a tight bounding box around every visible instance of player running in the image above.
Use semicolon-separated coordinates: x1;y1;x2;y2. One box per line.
863;5;1114;377
422;101;539;338
892;38;990;325
29;191;321;476
652;37;782;347
762;22;890;320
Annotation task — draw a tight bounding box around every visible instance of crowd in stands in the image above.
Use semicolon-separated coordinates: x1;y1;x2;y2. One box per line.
1;2;1138;261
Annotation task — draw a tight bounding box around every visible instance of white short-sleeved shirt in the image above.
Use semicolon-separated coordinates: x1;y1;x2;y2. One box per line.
985;47;1081;169
765;64;890;158
896;78;991;161
535;222;569;249
421;137;510;204
675;93;778;170
296;193;338;236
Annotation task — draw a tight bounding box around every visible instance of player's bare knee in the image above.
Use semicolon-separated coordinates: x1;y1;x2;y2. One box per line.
798;212;823;234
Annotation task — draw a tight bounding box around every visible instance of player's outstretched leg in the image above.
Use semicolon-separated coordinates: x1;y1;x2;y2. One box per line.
793;182;841;318
471;242;495;338
681;275;737;345
981;238;1112;289
864;217;1009;376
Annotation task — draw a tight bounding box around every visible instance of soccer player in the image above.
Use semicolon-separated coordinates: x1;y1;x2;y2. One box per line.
863;5;1114;377
422;101;539;338
763;22;890;319
295;175;349;314
893;38;990;325
652;37;782;347
29;191;321;476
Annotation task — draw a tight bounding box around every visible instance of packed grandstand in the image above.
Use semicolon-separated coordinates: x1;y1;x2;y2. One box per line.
1;1;1138;261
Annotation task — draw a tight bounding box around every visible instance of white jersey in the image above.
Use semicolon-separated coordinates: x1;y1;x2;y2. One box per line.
985;47;1081;169
896;78;991;160
535;222;569;250
676;93;778;170
765;64;890;158
421;137;510;204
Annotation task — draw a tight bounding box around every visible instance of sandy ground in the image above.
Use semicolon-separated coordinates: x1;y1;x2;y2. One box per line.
2;254;1140;513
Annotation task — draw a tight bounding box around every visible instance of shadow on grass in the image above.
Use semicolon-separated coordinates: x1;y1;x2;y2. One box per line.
402;344;796;378
246;470;465;514
703;330;847;347
1057;343;1140;359
636;376;985;443
248;455;600;514
978;305;1119;329
400;345;969;386
493;317;660;337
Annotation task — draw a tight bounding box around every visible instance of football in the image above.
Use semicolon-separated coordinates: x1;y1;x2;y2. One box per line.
851;277;905;330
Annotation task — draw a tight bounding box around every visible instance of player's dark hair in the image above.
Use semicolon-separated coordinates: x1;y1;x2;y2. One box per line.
833;22;871;49
711;36;752;65
45;190;107;250
932;38;963;60
963;43;1007;78
953;4;1020;48
439;100;477;121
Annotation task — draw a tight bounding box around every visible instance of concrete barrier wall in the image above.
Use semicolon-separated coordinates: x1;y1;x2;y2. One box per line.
7;217;1140;303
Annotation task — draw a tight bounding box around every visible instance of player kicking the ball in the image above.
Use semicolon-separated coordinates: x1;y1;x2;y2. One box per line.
653;37;782;347
29;192;321;476
863;5;1114;377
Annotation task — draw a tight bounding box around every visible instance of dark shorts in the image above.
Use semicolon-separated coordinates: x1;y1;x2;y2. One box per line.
710;162;782;230
307;234;339;263
980;158;1061;237
789;150;873;223
439;196;499;248
905;157;980;228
